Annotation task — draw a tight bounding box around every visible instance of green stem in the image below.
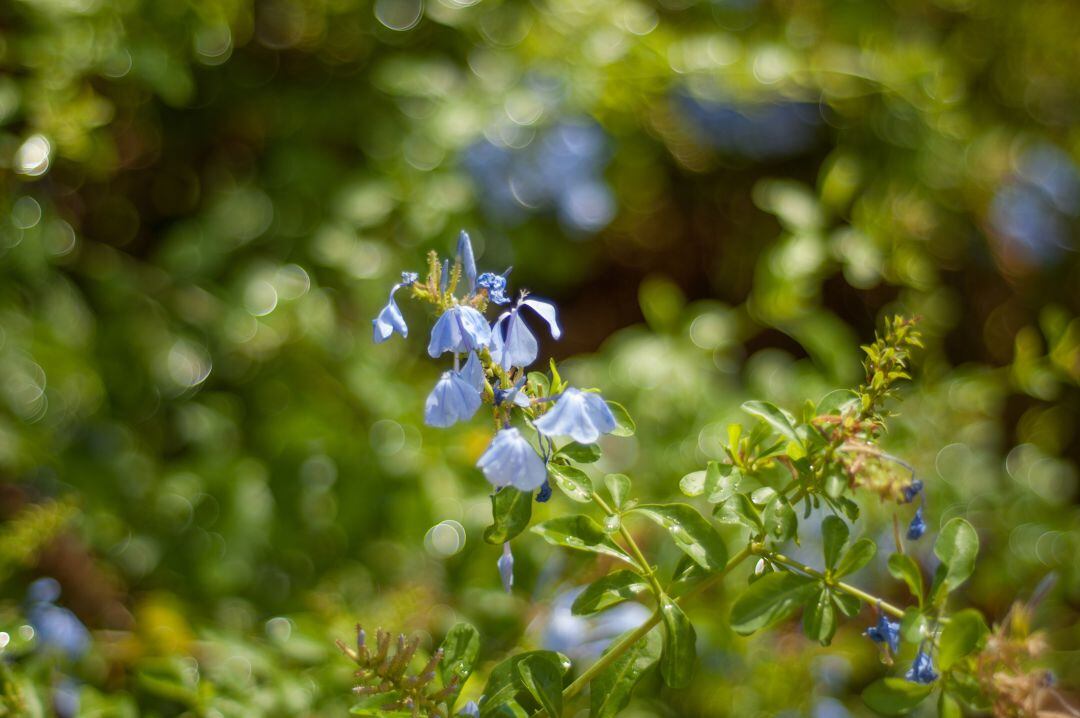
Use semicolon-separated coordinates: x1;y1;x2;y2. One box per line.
591;491;663;597
760;549;906;619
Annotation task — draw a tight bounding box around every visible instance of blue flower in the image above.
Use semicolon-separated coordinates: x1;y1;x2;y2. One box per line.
428;305;492;357
902;479;923;503
373;285;409;343
490;298;561;371
493;378;530;408
476;428;548;490
905;647;939;684
401;271;418;286
534;387;616;444
460;350;485;391
536;479;552;503
865;612;900;653
25;578;90;661
424;369;482;428
457;701;481;718
907;506;926;540
457;230;477;293
477;272;510;305
497;542;514;593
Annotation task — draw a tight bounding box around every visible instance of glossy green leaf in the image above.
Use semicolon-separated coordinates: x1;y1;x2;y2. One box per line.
933;518;979;595
604;474;631;509
714;493;763;533
532;515;635;565
572;570;650;615
741;400;801;446
548;464;593;503
939;691;962;718
607;401;635;437
937;609;988;671
482;651;570;717
823;472;847;499
887;553;924;606
803;586;837;645
659;595;696;688
679;470;706;497
438;623;479;710
730;571;815;635
834;538;876;577
558;442;601;464
821;515;849;570
704;461;740;503
900;607;928;643
862;678;933;715
832;591;861;617
762;498;797;542
484;488;533;544
516;654;563;718
590;628;661;718
632;503;728;571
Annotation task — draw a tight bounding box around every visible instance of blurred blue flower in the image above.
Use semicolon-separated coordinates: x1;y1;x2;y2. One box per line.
25;578;90;661
457;230;477;293
534;388;616;444
477;271;511;305
424;370;482;428
490;298;561;371
865;612;900;653
372;286;408;343
901;479;923;503
538;588;651;663
498;542;514;593
458;701;481;718
907;506;926;540
675;90;821;160
905;648;939;684
477;428;548;491
428;305;492;357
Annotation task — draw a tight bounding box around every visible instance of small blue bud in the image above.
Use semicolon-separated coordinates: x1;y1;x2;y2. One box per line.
497;543;514;593
401;271;419;286
457;230;477;293
536;480;552;503
865;611;900;653
907;506;927;540
902;479;923;503
905;647;939;684
373;285;408;343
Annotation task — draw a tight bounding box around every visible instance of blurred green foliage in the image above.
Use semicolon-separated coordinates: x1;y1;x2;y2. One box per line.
0;0;1077;715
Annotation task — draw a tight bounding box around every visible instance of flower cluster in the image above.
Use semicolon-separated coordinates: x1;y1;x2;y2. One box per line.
373;231;623;587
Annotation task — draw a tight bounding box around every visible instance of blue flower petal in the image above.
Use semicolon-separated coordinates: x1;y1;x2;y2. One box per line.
865;612;900;653
424;370;482;428
478;272;510;304
457;230;477;293
461;351;485;392
907;506;926;540
497;542;514;593
520;297;561;340
490;309;538;370
534;388;617;444
457;701;481;718
476;428;548;490
373;285;408;343
905;648;939;684
428;305;492;357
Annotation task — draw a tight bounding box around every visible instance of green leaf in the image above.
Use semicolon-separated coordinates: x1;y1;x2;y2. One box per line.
862;678;933;715
516;654;563;718
821;515;849;571
933;518;979;595
590;628;661;718
730;571;815;635
438;623;479;710
679;470;706;497
572;570;650;615
803;587;837;645
762;498;797;542
482;651;570;717
604;474;631;509
659;595;696;688
937;609;988;671
823;472;847;499
704;462;740;503
484;488;533;544
548;464;593;504
527;372;551;397
887;553;924;607
607;401;635;437
741;400;801;446
900;607;928;643
714;493;763;533
532;516;635;565
558;442;602;464
632;504;728;571
938;691;962;718
832;591;860;618
834;538;876;578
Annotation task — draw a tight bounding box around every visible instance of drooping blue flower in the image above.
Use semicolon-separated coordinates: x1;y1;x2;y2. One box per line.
490;298;561;371
902;479;923;503
373;285;409;343
534;388;617;444
536;479;552;503
428;305;492;357
460;350;485;391
905;647;939;684
424;370;482;428
25;578;90;661
477;271;510;305
457;230;477;293
457;701;481;718
498;542;514;593
907;506;926;540
865;611;901;653
476;428;548;490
